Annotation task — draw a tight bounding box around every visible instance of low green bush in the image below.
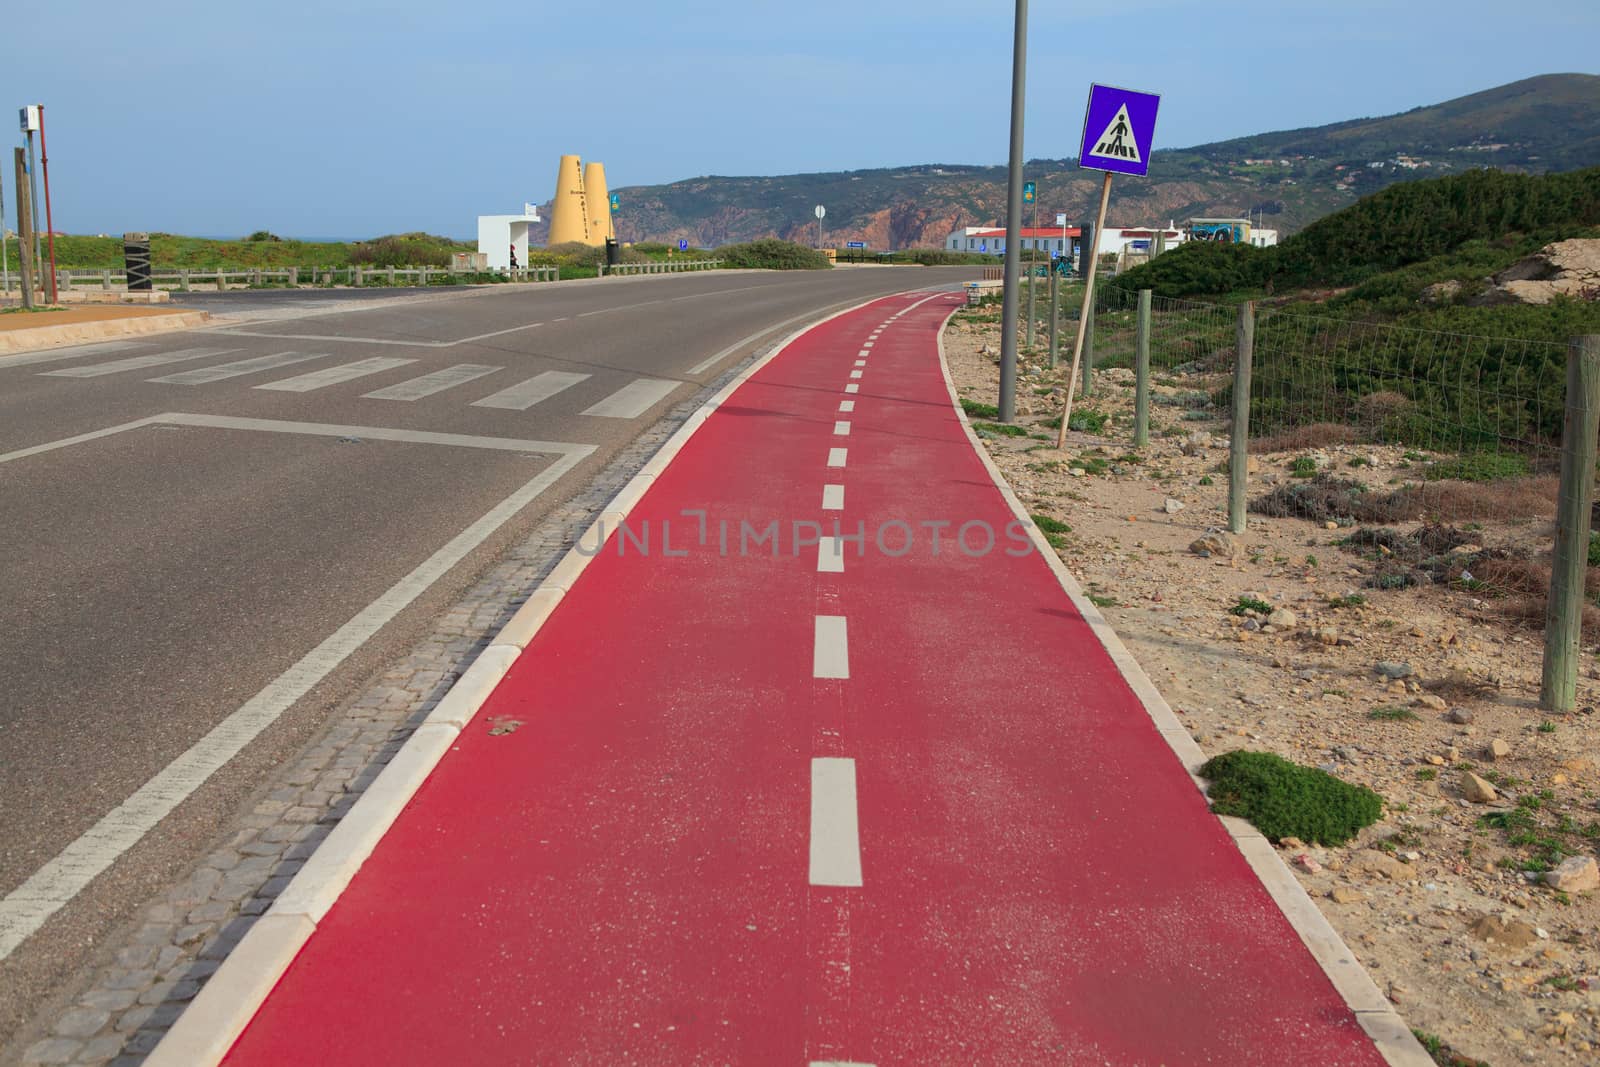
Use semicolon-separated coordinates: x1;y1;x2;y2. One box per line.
1201;750;1383;845
1422;452;1531;482
715;239;830;270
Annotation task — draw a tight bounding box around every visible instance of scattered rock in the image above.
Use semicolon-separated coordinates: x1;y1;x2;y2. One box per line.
1485;738;1511;761
1468;913;1540;949
1347;849;1419;881
1180;432;1213;456
1460;771;1498;803
1293;853;1322;874
1315;627;1341;646
1446;707;1474;725
1328;886;1365;904
1188;530;1239;559
1421;279;1463;306
1163;497;1185;515
1267;608;1297;630
1544;855;1599;893
1374;661;1412;680
1412;694;1447;711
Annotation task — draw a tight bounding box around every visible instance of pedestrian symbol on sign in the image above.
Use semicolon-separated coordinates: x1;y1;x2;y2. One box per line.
1091;104;1140;163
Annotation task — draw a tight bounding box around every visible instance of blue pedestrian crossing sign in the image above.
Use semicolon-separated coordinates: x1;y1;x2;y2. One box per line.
678;239;689;251
609;192;620;213
846;241;865;249
1022;181;1036;203
1078;84;1161;178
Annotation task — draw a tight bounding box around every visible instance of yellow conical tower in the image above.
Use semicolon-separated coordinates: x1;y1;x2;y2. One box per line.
547;154;590;246
584;162;614;244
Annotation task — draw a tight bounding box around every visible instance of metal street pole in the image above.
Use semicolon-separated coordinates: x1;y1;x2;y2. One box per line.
997;0;1027;423
27;130;43;281
13;148;35;309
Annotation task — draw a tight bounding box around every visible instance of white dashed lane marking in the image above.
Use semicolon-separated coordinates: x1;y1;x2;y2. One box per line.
844;384;859;394
817;536;845;574
363;363;501;400
822;484;844;510
256;357;416;392
833;421;851;436
809;756;862;885
581;377;680;419
473;370;591;411
849;370;863;380
150;351;322;385
41;347;238;378
838;400;854;413
827;447;847;468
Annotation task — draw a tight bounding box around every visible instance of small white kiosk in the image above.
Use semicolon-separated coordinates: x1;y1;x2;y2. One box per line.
477;204;543;270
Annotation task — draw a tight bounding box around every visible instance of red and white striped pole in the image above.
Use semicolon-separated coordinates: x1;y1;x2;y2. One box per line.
38;104;58;304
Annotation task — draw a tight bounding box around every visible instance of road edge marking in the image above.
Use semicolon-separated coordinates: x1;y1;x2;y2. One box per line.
930;301;1432;1067
145;290;920;1067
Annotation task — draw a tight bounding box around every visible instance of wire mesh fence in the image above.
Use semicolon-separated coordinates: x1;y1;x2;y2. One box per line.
1053;283;1594;657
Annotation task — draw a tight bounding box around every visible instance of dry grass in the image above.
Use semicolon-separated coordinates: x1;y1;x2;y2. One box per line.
1252;423;1361;453
1422;671;1499;700
1385;476;1558;523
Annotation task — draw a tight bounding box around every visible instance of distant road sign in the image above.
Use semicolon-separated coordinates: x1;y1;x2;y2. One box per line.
846;241;865;249
1022;181;1036;203
1055;213;1068;226
608;192;620;213
677;239;689;251
1079;84;1160;178
814;205;826;220
980;241;988;253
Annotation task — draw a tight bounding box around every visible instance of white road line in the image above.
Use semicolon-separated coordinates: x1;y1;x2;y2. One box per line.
1;340;145;370
813;615;849;680
817;536;845;574
810;1062;877;1066
581;377;679;419
833;421;851;436
216;322;544;349
0;414;592;961
838;400;854;413
857;349;870;357
255;357;416;392
849;370;863;380
844;384;859;394
809;757;862;886
822;484;844;510
363;363;501;401
472;370;591;410
149;351;322;385
827;447;847;468
862;341;874;348
684;299;864;375
40;347;237;378
854;360;866;367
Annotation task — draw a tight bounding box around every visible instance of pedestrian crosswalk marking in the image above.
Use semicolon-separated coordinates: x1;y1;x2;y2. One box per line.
581;378;679;419
41;347;238;378
148;351;322;385
473;371;591;411
363;364;501;401
256;357;416;393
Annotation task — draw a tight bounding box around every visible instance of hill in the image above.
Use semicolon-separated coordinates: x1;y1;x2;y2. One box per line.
547;74;1600;250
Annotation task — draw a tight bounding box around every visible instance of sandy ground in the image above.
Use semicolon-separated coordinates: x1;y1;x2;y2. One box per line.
0;306;192;331
943;308;1600;1066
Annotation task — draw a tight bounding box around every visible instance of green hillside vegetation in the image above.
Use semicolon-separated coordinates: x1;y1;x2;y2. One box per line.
1109;166;1600;448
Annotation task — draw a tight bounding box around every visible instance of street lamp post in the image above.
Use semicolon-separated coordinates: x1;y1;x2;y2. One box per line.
997;0;1027;423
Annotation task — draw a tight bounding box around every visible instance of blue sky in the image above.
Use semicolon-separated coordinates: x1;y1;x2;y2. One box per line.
9;1;1597;238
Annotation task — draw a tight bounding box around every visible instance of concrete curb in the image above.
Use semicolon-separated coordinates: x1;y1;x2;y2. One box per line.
0;310;211;357
145;291;899;1067
932;311;1433;1067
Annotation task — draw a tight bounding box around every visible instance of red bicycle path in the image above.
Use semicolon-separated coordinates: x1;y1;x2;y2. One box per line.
221;291;1388;1065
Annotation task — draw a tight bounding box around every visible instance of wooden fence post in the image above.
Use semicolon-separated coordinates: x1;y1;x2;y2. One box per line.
1541;335;1600;712
1227;301;1256;535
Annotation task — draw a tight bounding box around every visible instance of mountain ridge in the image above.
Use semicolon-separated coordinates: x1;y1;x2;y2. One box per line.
531;74;1599;251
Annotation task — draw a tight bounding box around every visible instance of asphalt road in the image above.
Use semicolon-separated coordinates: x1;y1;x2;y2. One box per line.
0;266;972;1051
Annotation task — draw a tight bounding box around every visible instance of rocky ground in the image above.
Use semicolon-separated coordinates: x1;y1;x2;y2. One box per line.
943;308;1600;1066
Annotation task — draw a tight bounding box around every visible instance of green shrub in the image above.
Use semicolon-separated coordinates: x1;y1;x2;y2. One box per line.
1229;595;1273;615
974;421;1028;437
715;239;830;270
960;398;1000;419
1589;531;1600;567
1030;514;1071;534
1201;750;1383;845
1423;452;1531;482
1068;409;1109;433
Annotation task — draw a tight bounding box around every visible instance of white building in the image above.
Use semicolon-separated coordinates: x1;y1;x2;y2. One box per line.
477;203;543;270
944;223;1186;260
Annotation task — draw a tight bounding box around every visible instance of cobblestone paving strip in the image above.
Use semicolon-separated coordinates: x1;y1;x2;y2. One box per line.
12;353;760;1067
